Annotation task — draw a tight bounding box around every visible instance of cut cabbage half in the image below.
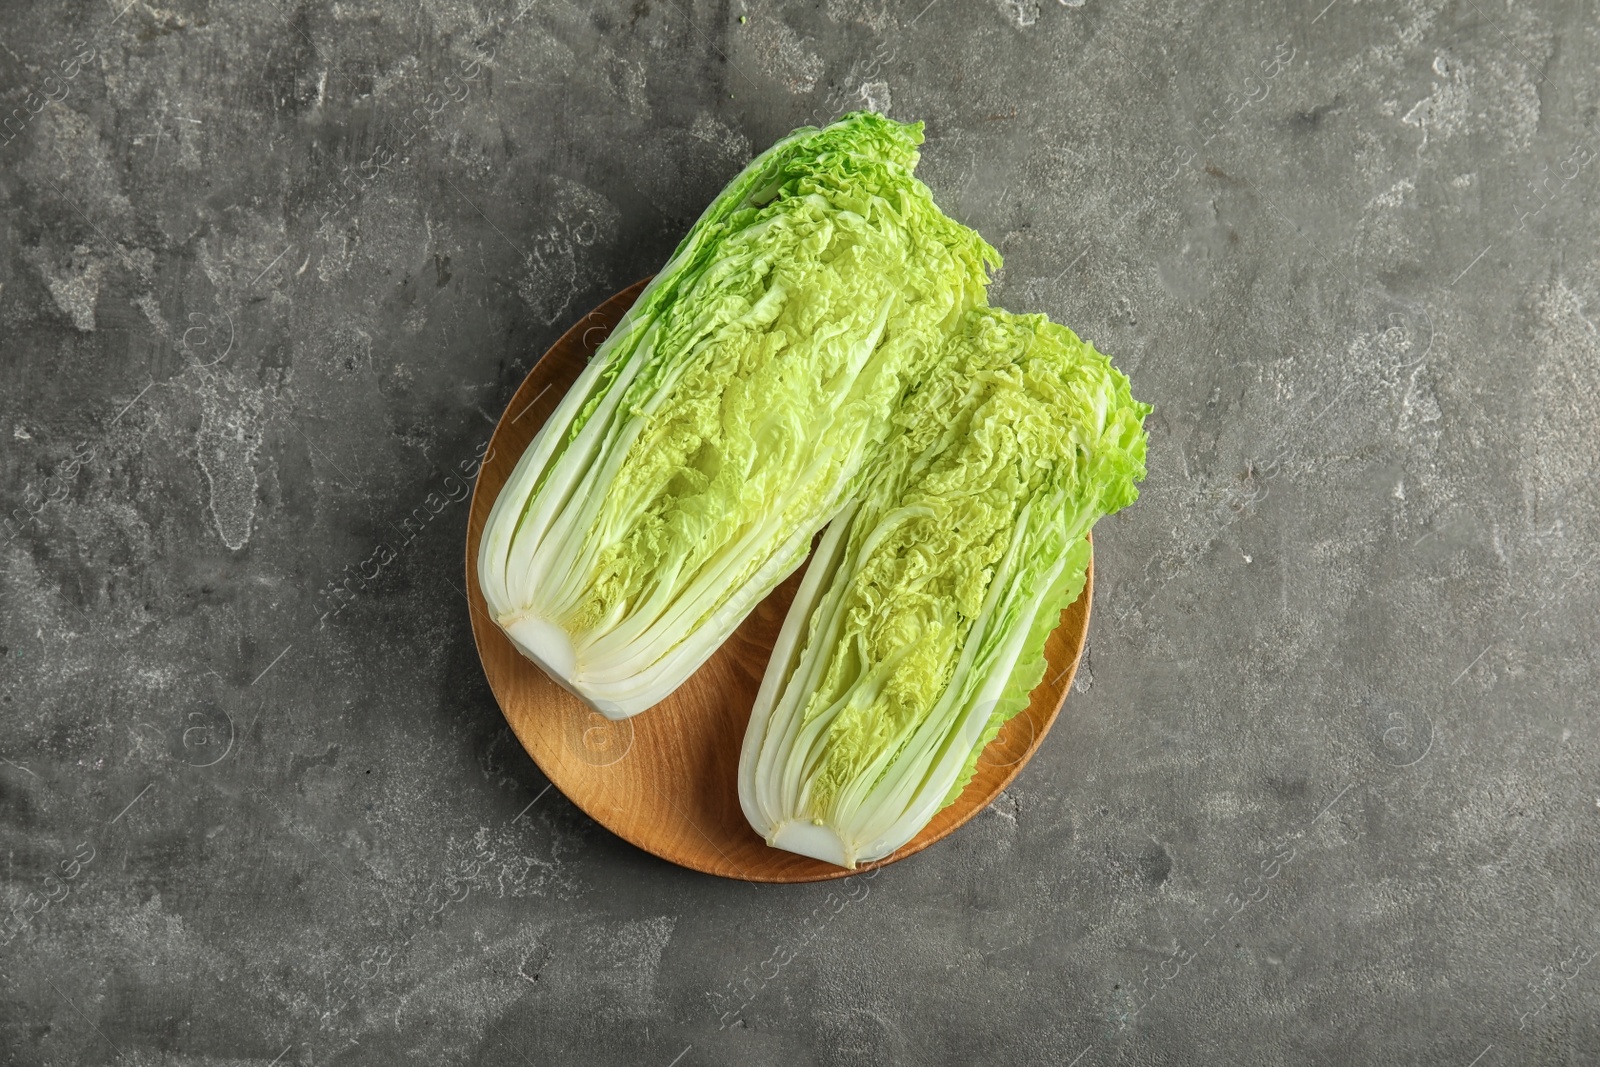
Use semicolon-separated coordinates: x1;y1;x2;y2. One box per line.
478;112;997;718
738;307;1150;867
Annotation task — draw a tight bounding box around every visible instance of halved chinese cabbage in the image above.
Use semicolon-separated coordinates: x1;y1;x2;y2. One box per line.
478;113;997;719
739;306;1149;868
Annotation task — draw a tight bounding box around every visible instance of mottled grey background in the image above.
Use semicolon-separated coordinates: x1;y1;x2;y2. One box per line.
2;0;1596;1063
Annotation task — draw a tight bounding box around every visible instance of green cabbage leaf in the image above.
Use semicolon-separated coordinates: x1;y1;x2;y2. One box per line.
738;306;1149;867
478;112;997;718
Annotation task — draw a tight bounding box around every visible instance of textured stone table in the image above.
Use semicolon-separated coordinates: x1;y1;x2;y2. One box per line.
2;1;1596;1064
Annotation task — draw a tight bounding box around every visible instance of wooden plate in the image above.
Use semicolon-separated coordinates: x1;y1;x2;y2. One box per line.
465;279;1092;882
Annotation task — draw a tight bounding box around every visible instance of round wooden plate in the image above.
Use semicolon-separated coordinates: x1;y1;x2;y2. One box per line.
465;278;1093;882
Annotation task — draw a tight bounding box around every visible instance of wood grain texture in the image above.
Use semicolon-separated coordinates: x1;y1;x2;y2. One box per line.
465;278;1093;882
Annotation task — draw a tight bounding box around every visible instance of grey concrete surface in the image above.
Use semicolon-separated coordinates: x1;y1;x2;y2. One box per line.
2;0;1596;1063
